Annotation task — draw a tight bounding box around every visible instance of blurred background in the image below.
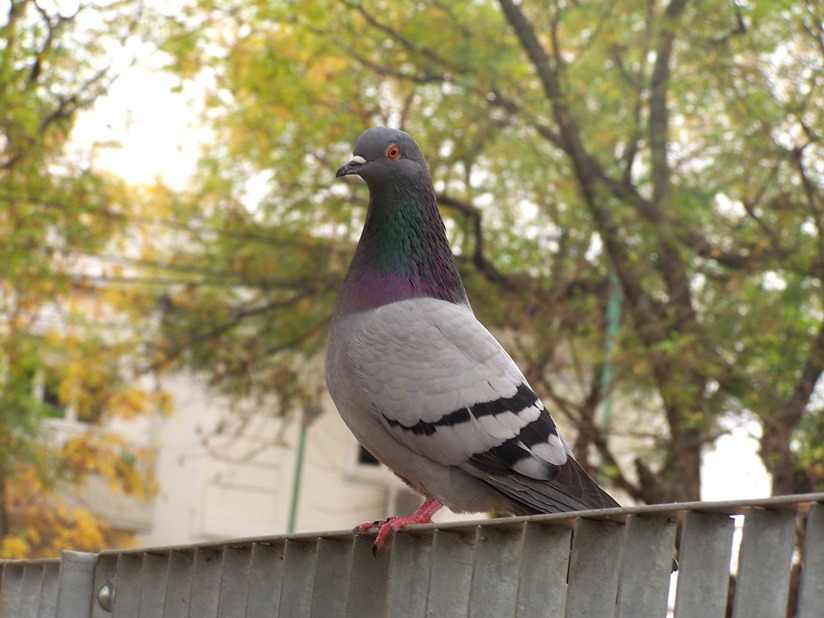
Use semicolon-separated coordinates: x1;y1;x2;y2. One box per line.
1;0;821;558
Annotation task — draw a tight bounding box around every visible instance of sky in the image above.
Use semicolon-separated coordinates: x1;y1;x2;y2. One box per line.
72;61;205;190
71;58;772;503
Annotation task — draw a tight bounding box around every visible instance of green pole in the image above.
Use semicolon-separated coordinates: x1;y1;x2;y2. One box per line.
598;270;622;480
287;423;308;534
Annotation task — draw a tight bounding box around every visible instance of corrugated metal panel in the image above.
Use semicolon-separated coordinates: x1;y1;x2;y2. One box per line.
111;553;141;618
469;525;523;617
798;501;824;617
244;543;283;618
515;522;570;617
0;562;23;617
385;530;431;617
731;507;797;618
310;538;350;617
349;535;392;616
279;540;315;617
616;515;677;617
566;518;624;617
91;554;116;618
55;551;96;617
672;511;736;618
426;529;474;617
216;546;252;618
2;493;823;617
137;553;168;617
162;550;193;618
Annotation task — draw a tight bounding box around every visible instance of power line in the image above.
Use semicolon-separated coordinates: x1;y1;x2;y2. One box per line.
0;315;149;333
0;191;337;252
10;269;338;292
1;241;338;290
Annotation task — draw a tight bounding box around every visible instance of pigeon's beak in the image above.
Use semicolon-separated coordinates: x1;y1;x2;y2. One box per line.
336;155;367;178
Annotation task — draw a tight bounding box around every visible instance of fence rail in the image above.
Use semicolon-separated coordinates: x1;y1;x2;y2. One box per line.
2;493;824;617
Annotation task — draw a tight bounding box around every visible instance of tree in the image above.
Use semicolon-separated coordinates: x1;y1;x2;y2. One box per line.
154;0;824;503
0;0;165;557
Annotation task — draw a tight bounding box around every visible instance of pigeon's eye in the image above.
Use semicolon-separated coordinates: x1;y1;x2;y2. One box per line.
386;144;401;159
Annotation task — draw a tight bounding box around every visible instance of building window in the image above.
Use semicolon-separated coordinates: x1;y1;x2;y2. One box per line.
29;368;69;420
357;445;380;466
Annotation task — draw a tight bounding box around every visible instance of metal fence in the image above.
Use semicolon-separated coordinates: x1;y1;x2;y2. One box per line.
2;493;823;617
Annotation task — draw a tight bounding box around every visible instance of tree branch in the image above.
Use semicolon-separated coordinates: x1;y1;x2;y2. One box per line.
342;0;454;71
761;317;824;494
497;0;592;173
436;193;512;287
538;372;645;502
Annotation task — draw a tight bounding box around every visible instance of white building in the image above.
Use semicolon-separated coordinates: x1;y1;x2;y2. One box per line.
54;364;768;549
136;373;434;547
53;371;453;549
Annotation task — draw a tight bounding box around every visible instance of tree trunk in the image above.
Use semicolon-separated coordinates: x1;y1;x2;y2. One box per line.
498;0;707;503
764;320;824;495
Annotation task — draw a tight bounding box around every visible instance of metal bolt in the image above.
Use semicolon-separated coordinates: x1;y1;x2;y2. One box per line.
98;583;115;612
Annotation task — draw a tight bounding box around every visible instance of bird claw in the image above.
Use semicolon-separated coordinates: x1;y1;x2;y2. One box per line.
352;518;397;556
352;519;386;535
352;499;444;556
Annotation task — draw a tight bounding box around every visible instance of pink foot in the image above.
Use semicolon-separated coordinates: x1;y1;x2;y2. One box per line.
354;498;443;556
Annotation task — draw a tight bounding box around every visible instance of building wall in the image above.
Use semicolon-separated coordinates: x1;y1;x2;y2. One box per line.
134;374;426;547
73;371;767;549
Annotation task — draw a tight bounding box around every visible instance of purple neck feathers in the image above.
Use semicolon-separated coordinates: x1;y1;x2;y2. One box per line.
335;173;468;317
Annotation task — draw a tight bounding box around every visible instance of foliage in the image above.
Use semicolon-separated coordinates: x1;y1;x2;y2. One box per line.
0;0;165;557
146;0;824;503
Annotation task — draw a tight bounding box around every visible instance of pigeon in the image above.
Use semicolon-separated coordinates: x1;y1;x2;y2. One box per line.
326;127;619;553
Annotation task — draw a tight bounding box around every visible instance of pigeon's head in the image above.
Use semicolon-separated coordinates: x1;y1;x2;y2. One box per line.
336;127;429;186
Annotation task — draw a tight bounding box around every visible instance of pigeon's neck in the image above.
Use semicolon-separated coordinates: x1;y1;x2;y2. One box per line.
336;177;468;316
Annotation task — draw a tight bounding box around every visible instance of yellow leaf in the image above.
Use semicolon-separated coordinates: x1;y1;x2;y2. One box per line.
1;536;30;559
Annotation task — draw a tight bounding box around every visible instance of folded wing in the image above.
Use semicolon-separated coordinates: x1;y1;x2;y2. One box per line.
350;297;618;514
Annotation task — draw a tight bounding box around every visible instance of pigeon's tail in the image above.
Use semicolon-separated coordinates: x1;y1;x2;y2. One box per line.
478;456;620;515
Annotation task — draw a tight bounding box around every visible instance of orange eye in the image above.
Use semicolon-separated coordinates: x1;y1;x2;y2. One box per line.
386;144;401;159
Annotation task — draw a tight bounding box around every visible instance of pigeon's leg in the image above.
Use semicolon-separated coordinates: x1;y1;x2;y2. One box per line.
354;498;443;555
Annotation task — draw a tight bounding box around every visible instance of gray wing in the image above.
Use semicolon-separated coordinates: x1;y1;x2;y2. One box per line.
342;298;617;513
